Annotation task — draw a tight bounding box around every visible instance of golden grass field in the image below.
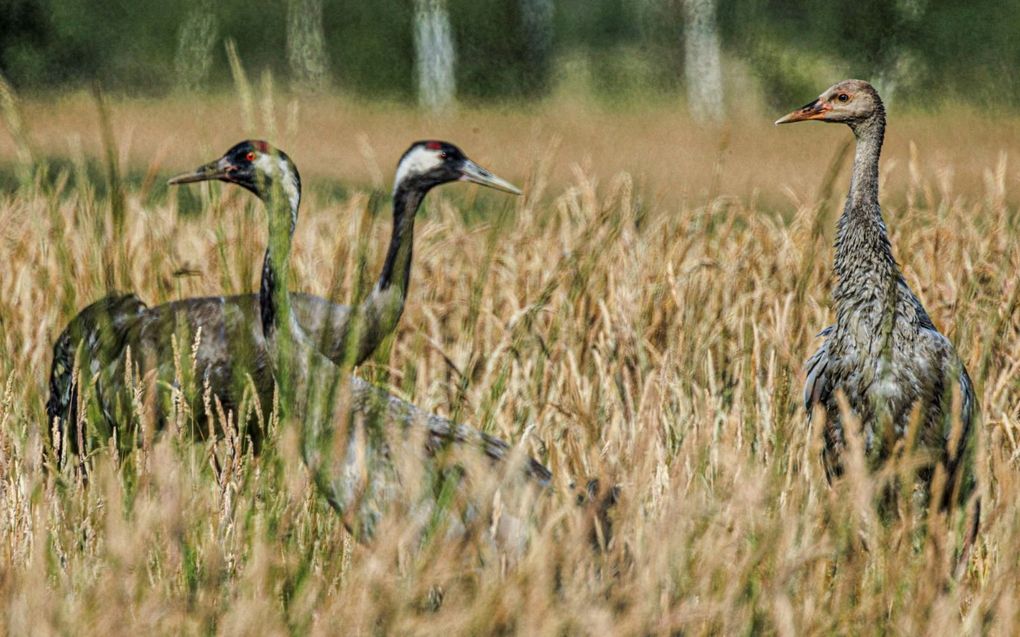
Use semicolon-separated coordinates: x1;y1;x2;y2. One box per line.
1;88;1020;634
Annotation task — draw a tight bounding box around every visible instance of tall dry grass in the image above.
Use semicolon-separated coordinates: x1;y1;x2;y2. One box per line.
0;89;1019;634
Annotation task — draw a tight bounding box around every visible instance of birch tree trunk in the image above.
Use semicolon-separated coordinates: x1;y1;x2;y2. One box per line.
174;4;218;93
287;0;330;92
521;0;554;63
414;0;456;112
682;0;724;123
519;0;554;95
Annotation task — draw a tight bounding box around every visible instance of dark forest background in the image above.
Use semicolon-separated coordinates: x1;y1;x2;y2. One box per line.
0;0;1015;108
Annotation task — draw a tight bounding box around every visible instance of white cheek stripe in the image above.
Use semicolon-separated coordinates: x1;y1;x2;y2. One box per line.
393;147;443;194
253;153;301;213
278;157;300;213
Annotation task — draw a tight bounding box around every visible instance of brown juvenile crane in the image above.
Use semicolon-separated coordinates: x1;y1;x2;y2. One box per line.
776;80;977;523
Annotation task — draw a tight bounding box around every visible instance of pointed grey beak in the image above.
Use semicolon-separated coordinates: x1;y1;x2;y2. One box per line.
168;157;232;185
458;159;522;195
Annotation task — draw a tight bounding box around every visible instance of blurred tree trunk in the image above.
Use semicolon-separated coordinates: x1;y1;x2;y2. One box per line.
287;0;330;92
174;4;218;93
876;0;928;104
521;0;554;93
414;0;456;112
681;0;724;123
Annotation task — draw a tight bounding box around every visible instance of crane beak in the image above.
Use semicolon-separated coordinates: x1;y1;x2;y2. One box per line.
775;99;831;125
167;158;232;185
458;159;522;195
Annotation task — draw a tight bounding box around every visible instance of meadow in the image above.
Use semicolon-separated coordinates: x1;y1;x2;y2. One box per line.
1;87;1020;634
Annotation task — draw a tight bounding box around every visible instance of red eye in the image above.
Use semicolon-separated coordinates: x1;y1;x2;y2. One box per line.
439;152;448;160
245;151;256;162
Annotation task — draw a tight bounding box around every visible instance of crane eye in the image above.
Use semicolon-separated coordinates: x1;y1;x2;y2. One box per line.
245;151;256;162
439;152;448;160
837;93;849;102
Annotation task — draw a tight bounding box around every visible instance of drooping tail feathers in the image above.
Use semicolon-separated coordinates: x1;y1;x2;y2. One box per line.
45;293;146;459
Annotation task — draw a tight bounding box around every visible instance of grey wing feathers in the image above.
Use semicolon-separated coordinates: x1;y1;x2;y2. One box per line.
421;411;552;486
46;293;148;427
291;293;355;364
48;291;553;495
924;327;977;506
349;376;553;487
958;365;975;435
900;280;938;331
803;325;834;412
47;291;354;428
925;326;976;440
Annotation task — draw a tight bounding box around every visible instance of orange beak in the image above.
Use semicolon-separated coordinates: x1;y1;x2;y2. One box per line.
774;99;831;125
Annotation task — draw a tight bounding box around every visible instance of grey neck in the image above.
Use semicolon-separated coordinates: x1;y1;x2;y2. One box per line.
832;108;898;306
846;113;885;210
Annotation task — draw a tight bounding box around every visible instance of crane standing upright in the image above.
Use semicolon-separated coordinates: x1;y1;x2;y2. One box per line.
776;80;978;532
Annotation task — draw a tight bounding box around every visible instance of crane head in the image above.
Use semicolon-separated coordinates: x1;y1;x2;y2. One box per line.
775;79;883;126
168;140;302;211
394;140;522;196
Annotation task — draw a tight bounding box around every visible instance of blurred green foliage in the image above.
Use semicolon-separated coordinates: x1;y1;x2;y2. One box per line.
451;0;552;101
720;0;1020;108
324;1;414;99
0;0;1018;106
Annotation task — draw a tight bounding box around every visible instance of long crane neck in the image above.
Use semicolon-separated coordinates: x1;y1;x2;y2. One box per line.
254;168;349;504
341;180;428;365
832;108;898;309
377;181;427;296
259;180;301;353
846;112;884;212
